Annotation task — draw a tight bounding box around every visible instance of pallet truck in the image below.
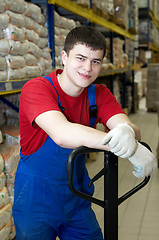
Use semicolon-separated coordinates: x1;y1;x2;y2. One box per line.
67;142;151;240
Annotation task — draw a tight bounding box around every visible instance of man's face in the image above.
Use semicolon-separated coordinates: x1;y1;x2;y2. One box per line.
62;44;103;89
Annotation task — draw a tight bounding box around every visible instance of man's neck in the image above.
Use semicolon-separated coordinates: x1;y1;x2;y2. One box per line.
57;72;84;97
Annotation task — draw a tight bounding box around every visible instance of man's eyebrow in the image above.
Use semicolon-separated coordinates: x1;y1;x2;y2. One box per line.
76;54;87;58
76;54;102;61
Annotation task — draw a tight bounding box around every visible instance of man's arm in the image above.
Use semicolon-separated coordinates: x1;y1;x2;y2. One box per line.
35;110;110;151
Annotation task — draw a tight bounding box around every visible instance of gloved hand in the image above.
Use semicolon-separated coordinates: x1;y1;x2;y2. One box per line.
128;142;157;178
102;123;137;158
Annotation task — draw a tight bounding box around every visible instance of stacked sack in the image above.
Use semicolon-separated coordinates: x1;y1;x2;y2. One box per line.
54;11;80;69
106;38;128;69
91;0;114;20
0;0;53;81
0;127;20;239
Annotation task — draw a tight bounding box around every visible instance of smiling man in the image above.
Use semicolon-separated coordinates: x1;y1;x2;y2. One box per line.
13;25;157;240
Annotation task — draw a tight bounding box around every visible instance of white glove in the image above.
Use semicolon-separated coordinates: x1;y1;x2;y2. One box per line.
128;142;157;178
102;123;137;158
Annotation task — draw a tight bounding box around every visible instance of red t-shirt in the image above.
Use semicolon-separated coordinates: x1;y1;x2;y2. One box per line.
19;69;125;155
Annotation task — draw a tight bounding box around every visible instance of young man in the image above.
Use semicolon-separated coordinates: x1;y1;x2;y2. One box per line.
13;25;157;240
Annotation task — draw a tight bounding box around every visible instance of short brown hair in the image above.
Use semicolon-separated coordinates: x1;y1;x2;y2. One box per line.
64;25;106;58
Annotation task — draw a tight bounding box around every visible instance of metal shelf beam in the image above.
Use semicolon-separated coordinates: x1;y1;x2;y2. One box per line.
48;0;136;40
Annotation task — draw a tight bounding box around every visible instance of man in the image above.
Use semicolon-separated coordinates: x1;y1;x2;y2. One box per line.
13;25;157;240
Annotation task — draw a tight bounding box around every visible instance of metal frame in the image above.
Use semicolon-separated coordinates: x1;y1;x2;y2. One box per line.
67;143;150;240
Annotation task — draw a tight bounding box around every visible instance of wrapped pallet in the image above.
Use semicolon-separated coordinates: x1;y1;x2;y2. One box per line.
0;0;53;80
146;64;159;111
113;0;128;30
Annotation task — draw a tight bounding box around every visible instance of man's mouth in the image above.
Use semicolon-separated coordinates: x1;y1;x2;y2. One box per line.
78;72;91;79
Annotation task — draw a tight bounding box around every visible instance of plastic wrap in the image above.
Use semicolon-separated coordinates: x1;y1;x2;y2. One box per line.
38;38;48;49
9;217;16;240
0;29;4;39
0;71;7;81
0;39;10;57
137;0;148;8
7;67;26;80
37;57;45;75
0;0;5;13
54;34;63;47
4;24;25;43
74;0;90;8
24;2;45;24
44;59;52;69
113;0;128;30
0;13;9;30
6;55;26;69
27;41;42;58
5;0;25;13
107;0;114;17
43;67;53;76
0;57;7;71
9;40;28;56
5;169;16;185
1;127;20;145
25;29;39;45
0;220;11;240
6;10;25;28
0;172;6;190
0;145;20;173
24;53;37;66
42;47;52;59
0;131;3;144
26;66;42;78
55;46;61;57
24;15;36;31
0;203;12;231
0;156;4;175
0;187;9;208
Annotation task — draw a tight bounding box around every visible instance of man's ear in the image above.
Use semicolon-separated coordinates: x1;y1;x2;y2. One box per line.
61;50;67;66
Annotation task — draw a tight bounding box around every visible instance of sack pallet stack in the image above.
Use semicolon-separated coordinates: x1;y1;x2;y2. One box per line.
0;0;53;81
0;127;20;240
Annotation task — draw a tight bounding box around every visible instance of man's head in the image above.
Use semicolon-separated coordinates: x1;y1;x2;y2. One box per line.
64;25;106;59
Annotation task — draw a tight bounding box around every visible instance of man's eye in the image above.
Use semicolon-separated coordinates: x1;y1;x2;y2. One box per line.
77;57;85;61
92;60;100;64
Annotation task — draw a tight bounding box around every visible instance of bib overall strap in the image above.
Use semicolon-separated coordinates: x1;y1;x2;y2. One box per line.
87;84;97;128
43;76;65;112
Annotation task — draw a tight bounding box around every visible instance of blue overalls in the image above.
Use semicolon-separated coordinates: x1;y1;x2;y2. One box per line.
12;76;103;240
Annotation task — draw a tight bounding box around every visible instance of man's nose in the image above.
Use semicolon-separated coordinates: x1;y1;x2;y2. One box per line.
83;60;92;71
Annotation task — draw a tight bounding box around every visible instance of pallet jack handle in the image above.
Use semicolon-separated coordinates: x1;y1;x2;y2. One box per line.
67;142;151;240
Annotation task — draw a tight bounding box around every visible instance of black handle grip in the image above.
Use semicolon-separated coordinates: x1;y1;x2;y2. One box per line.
67;146;105;207
67;142;151;208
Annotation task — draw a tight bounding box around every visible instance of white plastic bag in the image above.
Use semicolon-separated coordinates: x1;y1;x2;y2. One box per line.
0;39;10;56
0;0;5;13
0;187;9;208
0;203;12;230
6;10;25;28
0;172;6;190
0;71;7;81
9;40;28;56
26;65;42;78
5;0;25;13
4;24;25;43
0;220;11;240
7;67;26;80
0;13;9;30
38;37;48;49
0;155;4;174
27;41;42;58
0;57;7;71
24;53;37;66
6;55;26;69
